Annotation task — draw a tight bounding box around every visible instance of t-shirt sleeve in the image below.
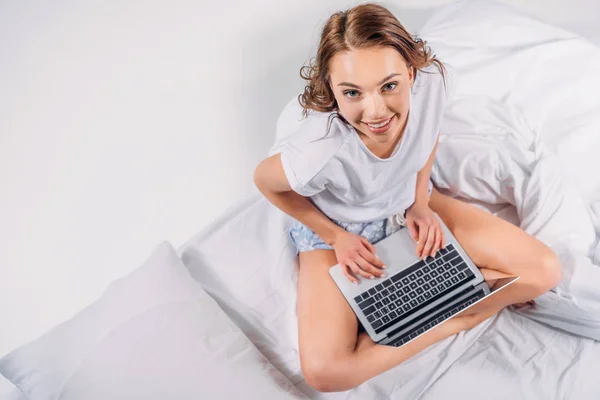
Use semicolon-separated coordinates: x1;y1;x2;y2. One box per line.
276;114;346;197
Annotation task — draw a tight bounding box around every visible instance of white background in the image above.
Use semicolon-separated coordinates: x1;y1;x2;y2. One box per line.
2;0;600;396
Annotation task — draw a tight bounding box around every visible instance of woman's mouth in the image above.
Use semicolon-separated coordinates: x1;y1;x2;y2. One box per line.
364;114;395;134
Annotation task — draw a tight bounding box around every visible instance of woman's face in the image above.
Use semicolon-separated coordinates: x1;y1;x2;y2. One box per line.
328;45;414;148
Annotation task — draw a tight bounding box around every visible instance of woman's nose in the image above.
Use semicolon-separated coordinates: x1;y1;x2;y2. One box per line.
365;95;387;119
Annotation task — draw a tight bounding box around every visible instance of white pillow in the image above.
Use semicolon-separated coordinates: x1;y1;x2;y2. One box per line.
0;241;306;400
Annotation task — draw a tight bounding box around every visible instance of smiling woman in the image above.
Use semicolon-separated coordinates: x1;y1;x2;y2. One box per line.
253;1;561;393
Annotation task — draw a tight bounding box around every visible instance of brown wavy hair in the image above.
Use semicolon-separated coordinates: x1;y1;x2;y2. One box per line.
298;2;447;120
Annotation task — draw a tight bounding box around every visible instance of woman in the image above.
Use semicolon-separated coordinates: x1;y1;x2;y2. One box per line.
254;2;560;393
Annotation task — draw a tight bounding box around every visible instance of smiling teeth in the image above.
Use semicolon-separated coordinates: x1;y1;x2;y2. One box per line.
367;117;392;128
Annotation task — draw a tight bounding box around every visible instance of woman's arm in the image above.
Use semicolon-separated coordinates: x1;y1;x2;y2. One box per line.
254;153;345;246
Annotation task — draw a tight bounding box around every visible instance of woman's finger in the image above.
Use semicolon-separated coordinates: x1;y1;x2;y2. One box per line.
341;264;359;284
361;237;377;255
354;255;383;279
416;222;427;257
430;225;441;257
347;259;373;280
421;224;435;259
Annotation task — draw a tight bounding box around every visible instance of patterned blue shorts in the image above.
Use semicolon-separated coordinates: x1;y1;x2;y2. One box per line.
289;210;409;255
289;184;434;255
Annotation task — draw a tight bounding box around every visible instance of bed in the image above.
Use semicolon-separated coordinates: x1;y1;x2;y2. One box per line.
2;1;600;399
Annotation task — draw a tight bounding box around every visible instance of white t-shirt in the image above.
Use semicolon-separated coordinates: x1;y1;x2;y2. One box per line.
269;62;455;223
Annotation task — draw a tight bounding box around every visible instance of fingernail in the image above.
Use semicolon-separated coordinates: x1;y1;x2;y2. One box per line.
382;265;387;269
354;280;359;284
370;276;375;279
380;274;386;278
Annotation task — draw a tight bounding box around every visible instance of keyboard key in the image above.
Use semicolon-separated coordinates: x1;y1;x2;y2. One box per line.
382;315;390;323
416;270;423;277
391;273;403;283
402;295;410;302
402;287;411;294
363;291;371;299
410;300;418;307
383;280;392;287
417;295;424;302
367;314;375;322
395;299;403;307
417;278;424;285
458;272;466;280
409;274;416;282
443;272;451;279
395;283;403;290
437;266;444;273
389;311;398;319
382;298;391;305
363;305;376;316
374;293;383;300
416;287;424;294
372;319;383;329
376;284;384;291
431;271;438;278
368;288;377;295
358;297;375;309
389;293;398;301
436;259;444;266
450;268;458;274
423;266;430;273
374;301;383;308
381;307;389;314
374;311;382;318
451;257;462;266
423;283;431;290
409;292;417;299
436;276;444;283
403;304;411;312
451;276;459;284
443;250;459;261
381;289;389;297
457;262;469;271
410;282;418;289
424;292;432;299
389;303;396;311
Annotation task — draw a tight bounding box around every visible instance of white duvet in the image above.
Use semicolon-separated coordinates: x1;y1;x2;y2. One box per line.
179;1;600;398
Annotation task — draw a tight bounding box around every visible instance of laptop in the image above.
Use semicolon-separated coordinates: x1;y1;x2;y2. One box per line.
329;211;519;347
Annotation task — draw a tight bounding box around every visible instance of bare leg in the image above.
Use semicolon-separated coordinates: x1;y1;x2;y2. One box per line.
298;187;561;392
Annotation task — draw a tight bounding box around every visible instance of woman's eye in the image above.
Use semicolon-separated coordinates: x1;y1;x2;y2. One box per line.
344;90;359;98
384;82;397;91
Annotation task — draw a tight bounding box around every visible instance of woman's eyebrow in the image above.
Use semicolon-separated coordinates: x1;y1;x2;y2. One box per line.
337;73;401;88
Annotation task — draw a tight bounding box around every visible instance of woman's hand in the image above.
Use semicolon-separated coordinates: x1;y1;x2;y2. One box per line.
405;202;445;260
332;230;386;284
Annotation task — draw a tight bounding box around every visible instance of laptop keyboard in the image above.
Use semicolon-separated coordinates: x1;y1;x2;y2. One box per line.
389;288;486;347
353;243;475;334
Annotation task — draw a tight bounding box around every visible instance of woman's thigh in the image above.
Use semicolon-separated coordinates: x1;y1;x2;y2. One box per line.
428;186;560;283
296;249;359;369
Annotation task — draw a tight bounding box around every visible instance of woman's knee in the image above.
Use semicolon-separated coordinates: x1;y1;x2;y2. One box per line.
301;355;355;393
538;249;562;292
